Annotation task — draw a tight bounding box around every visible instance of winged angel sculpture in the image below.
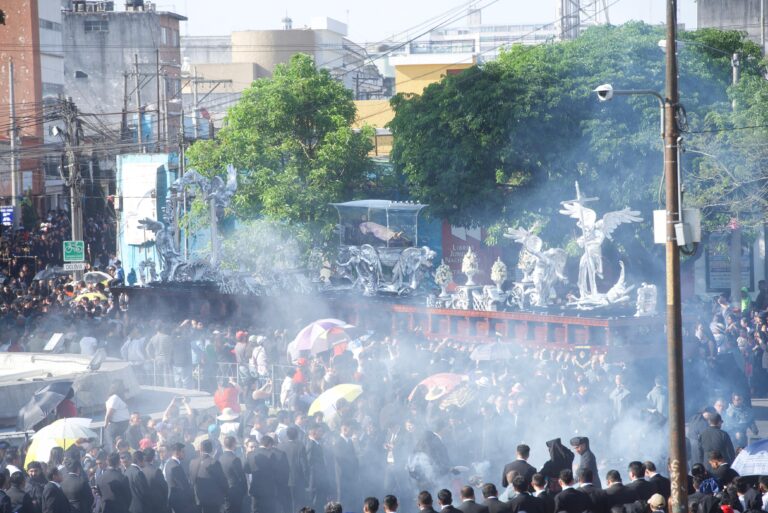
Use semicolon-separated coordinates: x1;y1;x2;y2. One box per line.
504;226;567;307
559;182;642;308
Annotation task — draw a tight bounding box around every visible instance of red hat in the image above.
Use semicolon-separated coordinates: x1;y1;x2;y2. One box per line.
236;330;248;341
296;358;307;366
139;438;154;450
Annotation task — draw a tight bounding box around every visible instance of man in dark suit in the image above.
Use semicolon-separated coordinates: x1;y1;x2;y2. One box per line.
189;439;228;513
709;451;740;486
438;489;462;513
96;452;131;513
699;414;736;470
501;445;537;489
164;442;195;513
625;462;655;502
333;420;360;508
245;435;279;513
26;461;47;513
554;470;592;513
125;450;151;513
306;424;329;512
42;467;71;513
141;448;169;513
571;437;602;489
482;484;511;513
418;491;439;513
577;468;605;513
219;436;247;513
278;426;308;513
733;477;761;512
603;470;639;510
60;458;93;513
456;486;489;513
644;461;670;500
531;474;554;513
507;476;544;513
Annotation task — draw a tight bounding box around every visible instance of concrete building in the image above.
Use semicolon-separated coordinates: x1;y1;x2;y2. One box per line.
0;0;47;213
698;0;767;50
62;0;186;151
180;17;386;127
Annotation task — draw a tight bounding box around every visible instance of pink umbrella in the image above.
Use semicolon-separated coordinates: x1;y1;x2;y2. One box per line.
290;318;355;355
408;373;468;402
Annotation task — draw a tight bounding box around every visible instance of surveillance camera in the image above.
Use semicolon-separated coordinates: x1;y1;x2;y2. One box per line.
594;84;614;102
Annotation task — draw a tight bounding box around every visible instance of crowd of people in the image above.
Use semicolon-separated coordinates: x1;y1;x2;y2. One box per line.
3;216;768;513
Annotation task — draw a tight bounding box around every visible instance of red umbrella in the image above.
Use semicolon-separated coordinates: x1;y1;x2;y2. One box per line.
408;373;467;402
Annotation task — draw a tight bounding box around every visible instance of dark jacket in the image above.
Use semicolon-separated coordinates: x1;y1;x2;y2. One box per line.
219;450;247;501
6;484;34;513
483;498;512;513
96;468;131;513
625;479;656;502
163;458;195;513
306;438;329;497
124;464;150;513
603;483;639;510
554;487;592;513
456;500;490;513
277;440;309;489
244;447;278;499
579;483;606;513
576;444;602;489
141;465;168;513
25;477;46;513
60;473;93;513
648;474;671;500
501;460;537;488
712;463;740;487
189;453;228;508
508;493;544;513
535;489;556;513
699;427;736;467
540;439;575;480
42;483;71;513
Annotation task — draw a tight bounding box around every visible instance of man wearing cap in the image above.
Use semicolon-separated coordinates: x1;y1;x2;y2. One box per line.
217;408;241;438
571;437;601;489
190;439;228;513
164;443;195;513
648;493;665;513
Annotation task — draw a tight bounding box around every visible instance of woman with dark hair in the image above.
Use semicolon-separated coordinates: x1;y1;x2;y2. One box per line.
48;446;65;470
104;380;129;448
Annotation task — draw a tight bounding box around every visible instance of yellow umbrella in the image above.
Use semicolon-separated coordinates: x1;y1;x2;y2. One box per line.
308;384;363;419
25;418;97;469
74;292;108;302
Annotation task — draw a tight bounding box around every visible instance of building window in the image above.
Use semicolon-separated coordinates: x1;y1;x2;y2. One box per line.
84;20;109;32
39;18;62;31
161;26;168;45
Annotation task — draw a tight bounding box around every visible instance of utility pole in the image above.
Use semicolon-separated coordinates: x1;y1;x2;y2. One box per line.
664;1;687;513
61;98;84;281
134;54;144;152
762;0;765;54
730;52;741;307
161;73;169;150
178;111;187;259
192;65;199;139
8;60;18;226
155;49;161;149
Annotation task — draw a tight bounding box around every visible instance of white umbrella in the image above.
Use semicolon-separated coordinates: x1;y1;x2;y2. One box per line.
732;438;768;475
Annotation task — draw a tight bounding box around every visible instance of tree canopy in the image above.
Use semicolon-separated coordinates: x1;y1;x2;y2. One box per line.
186;53;374;236
389;23;766;246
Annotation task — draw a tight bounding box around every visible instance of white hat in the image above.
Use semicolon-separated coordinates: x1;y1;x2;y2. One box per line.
217;407;240;422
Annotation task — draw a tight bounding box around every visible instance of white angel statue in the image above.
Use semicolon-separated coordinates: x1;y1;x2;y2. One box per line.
559;182;642;301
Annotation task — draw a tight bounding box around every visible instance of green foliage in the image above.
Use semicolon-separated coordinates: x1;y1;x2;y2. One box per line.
186;54;374;238
389;23;764;250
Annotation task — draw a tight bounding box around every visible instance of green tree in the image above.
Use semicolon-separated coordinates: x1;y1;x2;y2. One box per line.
389;23;763;252
186;54;374;236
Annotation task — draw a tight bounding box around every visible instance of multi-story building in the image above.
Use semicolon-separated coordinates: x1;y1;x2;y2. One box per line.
698;0;767;50
0;0;47;214
180;17;386;127
62;0;186;151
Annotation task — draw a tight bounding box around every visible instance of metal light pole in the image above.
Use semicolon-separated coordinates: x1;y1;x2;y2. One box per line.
594;2;686;511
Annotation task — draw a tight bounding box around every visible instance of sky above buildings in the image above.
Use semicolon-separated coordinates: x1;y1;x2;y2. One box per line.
175;0;699;42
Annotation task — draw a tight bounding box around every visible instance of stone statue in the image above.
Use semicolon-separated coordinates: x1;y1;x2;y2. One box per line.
389;246;437;294
559;181;641;305
462;247;479;286
505;226;567;307
337;244;436;296
635;282;658;317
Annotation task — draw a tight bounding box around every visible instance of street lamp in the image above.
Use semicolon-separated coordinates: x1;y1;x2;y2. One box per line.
593;84;665;137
